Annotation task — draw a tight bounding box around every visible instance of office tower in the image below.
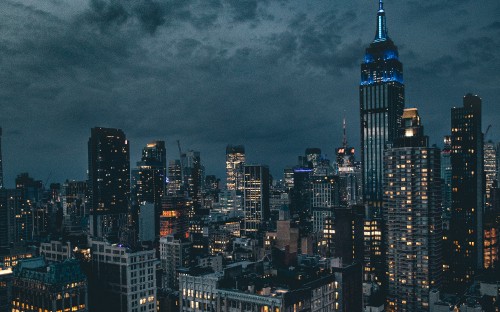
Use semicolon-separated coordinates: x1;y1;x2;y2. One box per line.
182;150;204;215
61;180;88;235
337;119;363;206
167;159;182;195
0;189;20;248
242;164;270;236
333;205;365;266
384;108;442;311
226;145;245;191
159;194;189;238
484;140;497;208
483;146;498;268
131;141;166;240
0;127;3;189
88;127;130;241
290;168;312;220
441;136;452;214
89;240;158;312
446;94;483;288
132;141;166;205
11;258;88;312
360;0;405;284
160;235;191;290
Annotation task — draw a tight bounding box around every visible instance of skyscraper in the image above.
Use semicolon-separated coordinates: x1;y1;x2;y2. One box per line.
337;118;362;206
242;164;270;236
226;145;245;191
182;150;204;216
384;108;442;311
484;140;497;208
131;141;166;240
88;127;130;241
447;94;483;288
441;136;452;214
360;0;405;284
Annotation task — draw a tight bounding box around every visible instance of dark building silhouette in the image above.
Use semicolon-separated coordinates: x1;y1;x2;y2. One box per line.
360;0;405;285
333;205;364;266
88;127;130;242
0;189;23;247
384;108;442;311
131;140;166;241
445;94;484;289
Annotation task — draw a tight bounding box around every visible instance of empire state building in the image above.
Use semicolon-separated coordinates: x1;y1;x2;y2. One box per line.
360;0;405;284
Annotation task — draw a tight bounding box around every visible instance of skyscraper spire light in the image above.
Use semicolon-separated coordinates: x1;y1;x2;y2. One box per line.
374;0;388;42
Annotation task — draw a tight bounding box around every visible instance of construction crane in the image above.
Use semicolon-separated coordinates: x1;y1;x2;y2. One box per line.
485;125;492;141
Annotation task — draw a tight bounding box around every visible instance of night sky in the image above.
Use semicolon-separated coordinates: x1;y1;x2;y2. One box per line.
0;0;499;187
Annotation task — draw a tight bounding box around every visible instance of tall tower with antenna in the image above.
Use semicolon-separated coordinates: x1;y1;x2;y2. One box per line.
360;0;405;285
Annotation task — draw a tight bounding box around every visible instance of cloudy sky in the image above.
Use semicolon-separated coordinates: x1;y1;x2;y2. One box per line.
0;0;499;186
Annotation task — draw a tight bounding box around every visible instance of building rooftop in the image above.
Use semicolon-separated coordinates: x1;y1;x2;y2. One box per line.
14;257;86;286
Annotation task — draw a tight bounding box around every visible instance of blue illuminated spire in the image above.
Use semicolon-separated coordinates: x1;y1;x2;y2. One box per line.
374;0;388;42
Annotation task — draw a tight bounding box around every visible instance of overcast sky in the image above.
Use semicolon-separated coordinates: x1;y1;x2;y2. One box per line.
0;0;499;187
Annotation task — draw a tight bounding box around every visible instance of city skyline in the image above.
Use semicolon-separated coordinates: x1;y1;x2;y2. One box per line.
0;0;499;186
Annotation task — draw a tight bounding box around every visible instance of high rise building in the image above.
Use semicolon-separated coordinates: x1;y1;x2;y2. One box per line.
167;159;182;195
132;141;166;206
484;140;497;208
384;108;442;311
88;127;130;241
447;94;483;288
89;240;158;312
160;235;191;291
182;150;204;215
11;258;88;312
0;189;22;247
61;180;88;235
441;136;452;214
242;164;270;236
131;141;166;240
226;145;245;191
337;119;363;206
360;0;405;284
0;127;3;189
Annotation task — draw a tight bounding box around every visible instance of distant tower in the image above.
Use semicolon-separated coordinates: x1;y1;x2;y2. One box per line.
446;94;483;289
384;108;442;311
0;127;3;189
242;164;270;236
484;140;497;208
360;0;405;284
131;140;166;240
88;127;130;241
441;136;452;214
337;118;362;206
226;145;245;191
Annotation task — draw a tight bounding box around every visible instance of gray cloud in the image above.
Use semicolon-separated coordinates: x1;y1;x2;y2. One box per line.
0;0;499;185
